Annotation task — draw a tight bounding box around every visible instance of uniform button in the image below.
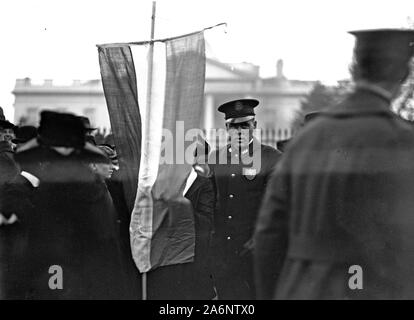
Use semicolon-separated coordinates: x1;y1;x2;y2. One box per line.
229;194;234;199
227;236;231;240
228;215;232;219
231;173;235;177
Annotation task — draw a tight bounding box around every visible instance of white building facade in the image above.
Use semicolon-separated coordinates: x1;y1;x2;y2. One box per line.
13;58;316;141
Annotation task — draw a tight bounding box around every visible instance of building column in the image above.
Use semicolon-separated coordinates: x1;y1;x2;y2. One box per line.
203;94;215;145
204;94;215;127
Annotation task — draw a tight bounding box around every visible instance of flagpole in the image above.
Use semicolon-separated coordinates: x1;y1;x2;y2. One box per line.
142;0;156;301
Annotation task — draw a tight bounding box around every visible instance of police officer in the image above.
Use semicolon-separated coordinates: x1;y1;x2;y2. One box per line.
254;29;414;300
209;98;281;299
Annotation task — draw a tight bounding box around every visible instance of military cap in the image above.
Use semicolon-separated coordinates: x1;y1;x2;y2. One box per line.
349;28;414;81
218;99;259;124
349;28;414;60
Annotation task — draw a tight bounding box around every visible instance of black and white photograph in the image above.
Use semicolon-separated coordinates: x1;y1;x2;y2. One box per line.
1;0;414;307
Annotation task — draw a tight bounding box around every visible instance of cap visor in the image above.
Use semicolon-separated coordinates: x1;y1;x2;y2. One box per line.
226;115;255;124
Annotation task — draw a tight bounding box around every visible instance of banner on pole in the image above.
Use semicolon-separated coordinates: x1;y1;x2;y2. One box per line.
98;32;206;273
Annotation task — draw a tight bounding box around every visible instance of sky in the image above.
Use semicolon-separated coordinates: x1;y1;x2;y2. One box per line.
0;0;413;119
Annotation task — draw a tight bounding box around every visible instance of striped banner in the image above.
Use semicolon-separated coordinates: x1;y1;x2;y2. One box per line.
98;46;142;214
98;32;206;273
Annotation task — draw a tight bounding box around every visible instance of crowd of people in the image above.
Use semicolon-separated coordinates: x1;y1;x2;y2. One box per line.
1;27;414;300
0;110;140;299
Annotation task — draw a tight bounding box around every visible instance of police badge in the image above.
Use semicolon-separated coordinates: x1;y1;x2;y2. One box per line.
235;101;244;111
243;167;257;180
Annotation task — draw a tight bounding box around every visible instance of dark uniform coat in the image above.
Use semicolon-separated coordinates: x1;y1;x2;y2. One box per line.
147;173;215;300
254;88;414;300
209;139;281;299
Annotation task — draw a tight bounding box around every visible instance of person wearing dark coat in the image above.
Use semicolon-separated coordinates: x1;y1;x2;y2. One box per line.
6;111;127;299
0;115;21;299
183;140;215;299
208;99;281;300
1;171;39;299
0;115;19;188
254;29;414;300
146;140;216;300
93;144;141;300
0;122;41;300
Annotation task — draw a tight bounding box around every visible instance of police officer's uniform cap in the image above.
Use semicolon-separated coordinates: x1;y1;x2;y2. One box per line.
218;99;259;124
